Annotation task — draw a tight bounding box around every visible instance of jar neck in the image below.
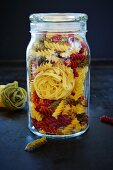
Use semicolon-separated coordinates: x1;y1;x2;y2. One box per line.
30;21;87;33
30;31;86;42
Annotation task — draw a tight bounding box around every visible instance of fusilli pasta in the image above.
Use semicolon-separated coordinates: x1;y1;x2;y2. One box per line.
52;100;64;119
30;102;44;121
44;41;70;52
28;31;89;136
61;118;81;134
29;49;55;57
71;104;86;114
70;66;88;101
30;82;35;93
25;137;47;152
32;41;45;50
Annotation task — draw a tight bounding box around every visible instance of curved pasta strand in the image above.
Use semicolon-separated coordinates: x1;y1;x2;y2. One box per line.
34;63;75;100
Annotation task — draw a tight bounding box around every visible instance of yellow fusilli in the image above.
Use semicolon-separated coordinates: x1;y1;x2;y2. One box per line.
70;66;88;101
29;49;55;57
60;49;78;58
52;100;64;119
45;54;60;62
62;104;71;115
30;103;44;121
71;104;86;114
61;118;81;134
44;41;70;52
76;104;86;114
25;137;47;152
32;41;45;50
30;82;35;93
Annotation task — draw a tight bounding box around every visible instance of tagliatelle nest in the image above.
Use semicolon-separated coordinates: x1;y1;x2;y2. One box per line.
34;63;75;100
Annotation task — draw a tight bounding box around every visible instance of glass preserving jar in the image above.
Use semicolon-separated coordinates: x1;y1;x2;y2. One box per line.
26;13;90;138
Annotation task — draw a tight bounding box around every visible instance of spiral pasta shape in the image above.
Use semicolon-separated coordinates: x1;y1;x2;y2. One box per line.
62;104;71;115
30;103;44;121
28;32;89;135
34;63;75;100
61;118;81;134
60;49;80;58
44;41;70;52
1;81;27;110
45;54;60;62
71;104;86;114
75;104;86;114
70;66;88;100
32;41;45;50
30;82;35;93
46;33;56;39
29;49;55;57
52;100;64;119
25;137;47;152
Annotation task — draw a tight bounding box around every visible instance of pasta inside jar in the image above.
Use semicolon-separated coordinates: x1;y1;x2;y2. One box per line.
27;13;90;138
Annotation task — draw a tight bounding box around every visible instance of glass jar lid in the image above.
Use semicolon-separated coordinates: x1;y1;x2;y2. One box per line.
30;13;88;23
29;13;88;33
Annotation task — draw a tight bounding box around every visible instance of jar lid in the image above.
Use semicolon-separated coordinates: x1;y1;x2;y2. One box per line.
29;13;88;32
29;13;88;23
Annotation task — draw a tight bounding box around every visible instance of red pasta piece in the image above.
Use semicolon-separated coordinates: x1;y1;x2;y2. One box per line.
79;47;84;54
70;54;85;61
52;34;62;42
30;60;38;79
100;115;113;125
42;99;54;106
31;118;38;129
30;91;40;104
31;92;54;107
70;60;79;69
78;96;84;100
79;41;89;54
36;106;53;117
57;115;71;126
73;69;79;77
64;59;71;67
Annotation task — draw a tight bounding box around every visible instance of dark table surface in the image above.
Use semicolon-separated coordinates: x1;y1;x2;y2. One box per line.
0;62;113;170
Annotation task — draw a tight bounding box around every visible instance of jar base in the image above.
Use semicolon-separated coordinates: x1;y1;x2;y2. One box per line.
28;125;89;139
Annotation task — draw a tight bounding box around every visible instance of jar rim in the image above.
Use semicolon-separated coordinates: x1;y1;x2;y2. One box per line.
29;13;88;23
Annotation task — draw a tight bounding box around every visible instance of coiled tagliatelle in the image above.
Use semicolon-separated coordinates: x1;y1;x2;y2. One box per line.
34;63;75;100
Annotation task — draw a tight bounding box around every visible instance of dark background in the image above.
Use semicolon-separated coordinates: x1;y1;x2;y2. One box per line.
1;0;113;61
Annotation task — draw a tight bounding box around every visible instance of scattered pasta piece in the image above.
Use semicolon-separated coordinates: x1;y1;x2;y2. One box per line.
0;81;27;110
24;137;47;152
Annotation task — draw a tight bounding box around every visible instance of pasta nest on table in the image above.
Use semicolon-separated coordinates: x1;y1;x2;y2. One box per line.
33;63;75;100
